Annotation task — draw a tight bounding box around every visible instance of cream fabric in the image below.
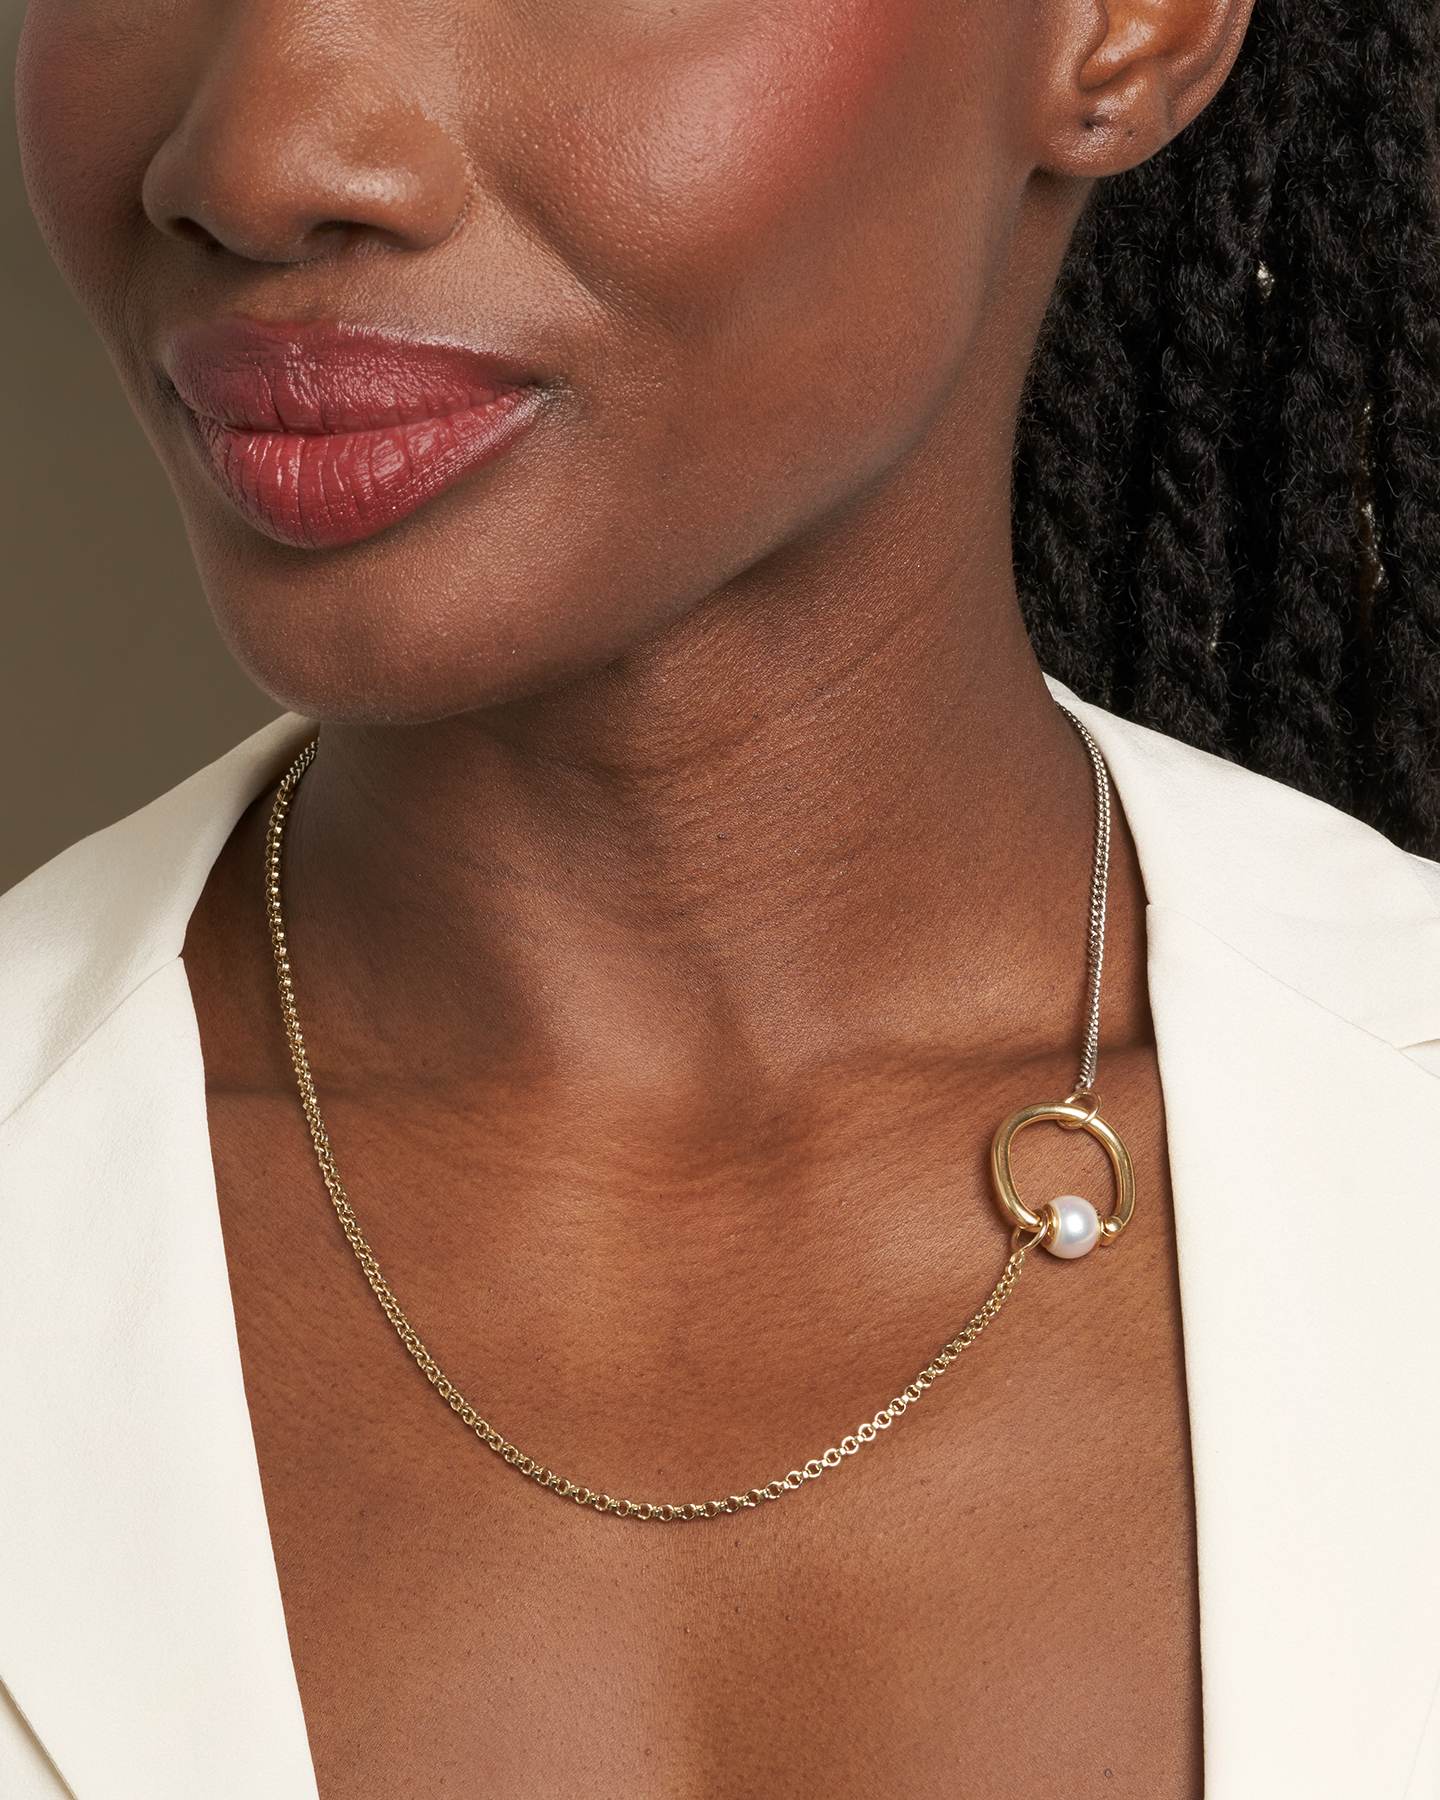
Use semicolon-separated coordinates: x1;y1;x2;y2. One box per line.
2;682;1437;1799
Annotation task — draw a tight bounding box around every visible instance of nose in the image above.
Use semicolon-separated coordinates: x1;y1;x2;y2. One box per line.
141;7;471;263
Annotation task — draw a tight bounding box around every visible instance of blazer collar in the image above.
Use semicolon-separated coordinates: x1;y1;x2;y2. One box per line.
1049;678;1440;1051
0;714;315;1126
3;699;1439;1797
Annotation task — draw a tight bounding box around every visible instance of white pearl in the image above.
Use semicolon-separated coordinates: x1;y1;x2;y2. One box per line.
1046;1195;1101;1259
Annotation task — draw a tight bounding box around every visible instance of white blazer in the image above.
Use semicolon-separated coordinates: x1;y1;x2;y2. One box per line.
2;683;1439;1800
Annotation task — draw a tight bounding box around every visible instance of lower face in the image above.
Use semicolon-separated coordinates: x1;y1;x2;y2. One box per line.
16;0;1038;724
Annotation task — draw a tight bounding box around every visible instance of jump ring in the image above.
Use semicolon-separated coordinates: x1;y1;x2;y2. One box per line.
1059;1089;1102;1130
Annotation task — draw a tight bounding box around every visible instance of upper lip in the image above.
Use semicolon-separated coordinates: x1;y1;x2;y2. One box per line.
162;317;536;434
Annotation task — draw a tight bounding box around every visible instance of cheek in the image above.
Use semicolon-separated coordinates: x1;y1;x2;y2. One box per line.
628;6;917;229
16;2;176;348
494;0;1004;341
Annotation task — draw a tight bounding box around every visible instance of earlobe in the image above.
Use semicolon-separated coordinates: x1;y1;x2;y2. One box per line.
1039;0;1254;180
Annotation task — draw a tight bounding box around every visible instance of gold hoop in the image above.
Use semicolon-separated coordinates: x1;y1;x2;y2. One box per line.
990;1101;1135;1247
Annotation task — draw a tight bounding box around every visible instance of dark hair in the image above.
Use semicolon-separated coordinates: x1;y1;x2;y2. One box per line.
1013;0;1440;856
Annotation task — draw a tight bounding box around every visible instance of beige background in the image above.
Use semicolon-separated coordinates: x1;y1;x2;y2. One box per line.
3;1;279;895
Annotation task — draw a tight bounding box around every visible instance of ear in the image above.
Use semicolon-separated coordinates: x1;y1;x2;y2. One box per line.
1037;0;1256;179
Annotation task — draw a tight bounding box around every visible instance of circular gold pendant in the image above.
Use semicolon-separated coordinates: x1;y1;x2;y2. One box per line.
989;1097;1136;1253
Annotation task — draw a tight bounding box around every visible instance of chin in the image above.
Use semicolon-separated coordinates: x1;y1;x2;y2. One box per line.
191;517;691;729
209;599;605;727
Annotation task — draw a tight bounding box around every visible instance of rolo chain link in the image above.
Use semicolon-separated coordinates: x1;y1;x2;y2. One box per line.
265;738;1038;1521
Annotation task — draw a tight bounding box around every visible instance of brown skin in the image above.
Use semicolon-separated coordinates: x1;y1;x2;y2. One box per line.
17;0;1252;1791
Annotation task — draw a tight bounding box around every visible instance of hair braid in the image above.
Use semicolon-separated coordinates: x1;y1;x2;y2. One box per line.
1363;0;1440;847
1244;0;1373;808
1012;203;1138;708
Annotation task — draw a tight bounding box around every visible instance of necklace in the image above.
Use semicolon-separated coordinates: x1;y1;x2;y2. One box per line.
264;707;1134;1522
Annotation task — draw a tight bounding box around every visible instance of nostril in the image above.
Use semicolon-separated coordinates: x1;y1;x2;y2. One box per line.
167;216;223;248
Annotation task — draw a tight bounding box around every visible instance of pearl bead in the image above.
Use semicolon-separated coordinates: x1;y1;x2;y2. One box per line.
1046;1195;1101;1259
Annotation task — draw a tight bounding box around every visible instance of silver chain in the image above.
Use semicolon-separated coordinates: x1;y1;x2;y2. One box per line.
1057;707;1112;1096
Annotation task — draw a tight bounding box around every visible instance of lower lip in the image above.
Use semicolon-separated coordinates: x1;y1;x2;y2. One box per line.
187;391;536;551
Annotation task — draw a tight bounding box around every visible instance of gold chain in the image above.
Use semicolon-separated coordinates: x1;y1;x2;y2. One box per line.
265;738;1037;1521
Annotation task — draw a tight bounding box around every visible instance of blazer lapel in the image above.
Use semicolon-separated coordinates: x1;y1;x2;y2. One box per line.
1148;908;1440;1796
1057;684;1440;1796
0;719;319;1800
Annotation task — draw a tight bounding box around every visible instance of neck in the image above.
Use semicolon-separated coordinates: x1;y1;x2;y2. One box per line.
278;493;1121;1100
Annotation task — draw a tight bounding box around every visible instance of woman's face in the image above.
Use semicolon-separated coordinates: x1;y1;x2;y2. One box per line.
16;0;1061;722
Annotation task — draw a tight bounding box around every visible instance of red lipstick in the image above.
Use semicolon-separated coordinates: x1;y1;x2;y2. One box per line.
164;320;540;549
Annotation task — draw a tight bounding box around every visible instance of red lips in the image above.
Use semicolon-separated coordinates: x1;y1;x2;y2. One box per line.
164;319;540;549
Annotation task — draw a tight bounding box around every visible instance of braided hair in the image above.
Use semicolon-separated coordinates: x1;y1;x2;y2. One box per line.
1013;0;1440;855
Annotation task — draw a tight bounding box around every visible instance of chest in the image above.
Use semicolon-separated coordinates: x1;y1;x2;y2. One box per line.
209;1055;1201;1797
